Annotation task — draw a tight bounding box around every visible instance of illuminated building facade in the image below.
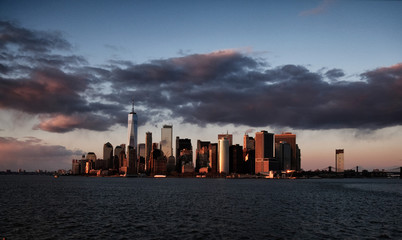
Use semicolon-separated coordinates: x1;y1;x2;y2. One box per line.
243;134;255;150
175;137;192;173
218;138;229;173
335;149;344;172
218;133;233;146
255;131;274;174
196;140;210;171
161;125;173;157
209;143;218;173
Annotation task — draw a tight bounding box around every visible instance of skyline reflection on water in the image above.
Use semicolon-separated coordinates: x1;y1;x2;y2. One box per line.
1;176;401;239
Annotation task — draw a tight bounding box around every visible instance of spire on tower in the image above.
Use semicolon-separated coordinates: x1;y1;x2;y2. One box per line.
131;97;134;113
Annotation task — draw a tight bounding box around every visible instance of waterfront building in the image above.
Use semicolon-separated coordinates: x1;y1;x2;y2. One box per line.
275;132;300;171
229;144;244;173
138;143;145;158
336;149;344;172
149;148;166;175
145;132;152;171
161;125;173;158
296;144;301;170
95;159;107;170
127;99;138;151
103;142;113;169
243;134;255;150
218;133;233;146
71;159;81;175
218;138;229;173
196;140;210;172
86;152;97;161
175;137;192;173
243;148;255;174
275;141;292;171
177;148;193;173
166;156;176;173
255;131;274;174
126;146;137;174
138;143;146;172
114;145;124;168
209;143;218;173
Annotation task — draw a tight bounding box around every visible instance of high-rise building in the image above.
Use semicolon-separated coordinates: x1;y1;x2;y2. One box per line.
255;131;274;174
196;140;210;171
275;141;291;171
229;144;243;173
115;145;124;168
127;99;138;151
335;149;344;172
275;132;299;170
209;143;218;173
126;146;137;174
218;133;233;146
243;134;255;150
149;148;167;175
145;132;152;170
103;142;113;169
175;137;192;173
161;125;173;157
138;143;145;159
218;138;229;173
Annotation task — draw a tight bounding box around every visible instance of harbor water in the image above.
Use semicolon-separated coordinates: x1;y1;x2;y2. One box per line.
1;176;401;239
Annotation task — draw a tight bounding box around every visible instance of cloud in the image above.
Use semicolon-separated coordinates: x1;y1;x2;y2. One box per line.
102;55;402;130
34;113;118;133
0;21;71;53
1;21;402;132
325;68;345;81
299;0;335;17
0;137;83;171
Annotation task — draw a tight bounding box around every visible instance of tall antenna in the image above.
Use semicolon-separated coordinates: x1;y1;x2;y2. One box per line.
131;97;134;113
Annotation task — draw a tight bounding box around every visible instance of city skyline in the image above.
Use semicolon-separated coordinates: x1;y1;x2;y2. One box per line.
0;0;401;171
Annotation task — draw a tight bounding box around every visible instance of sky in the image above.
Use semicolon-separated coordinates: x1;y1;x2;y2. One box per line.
0;0;401;171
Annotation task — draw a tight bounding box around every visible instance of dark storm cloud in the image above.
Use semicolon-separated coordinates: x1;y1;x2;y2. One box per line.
0;137;83;170
1;21;401;132
103;53;402;130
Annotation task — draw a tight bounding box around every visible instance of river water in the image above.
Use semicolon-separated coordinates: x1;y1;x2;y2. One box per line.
1;176;401;239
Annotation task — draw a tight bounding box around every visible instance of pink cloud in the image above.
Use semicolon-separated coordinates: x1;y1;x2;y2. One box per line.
0;137;83;171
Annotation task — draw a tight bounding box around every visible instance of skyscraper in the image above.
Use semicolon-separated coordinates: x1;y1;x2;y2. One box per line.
161;125;173;157
103;142;113;169
243;134;255;150
336;149;344;172
275;141;291;171
218;137;229;173
196;140;210;171
127;99;138;151
209;143;218;173
255;130;274;174
229;144;243;173
175;137;192;173
218;133;233;146
275;132;299;170
145;132;152;171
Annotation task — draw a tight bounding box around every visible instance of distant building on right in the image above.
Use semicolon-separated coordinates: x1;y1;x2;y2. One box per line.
335;149;344;172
